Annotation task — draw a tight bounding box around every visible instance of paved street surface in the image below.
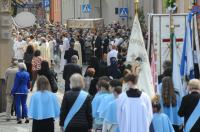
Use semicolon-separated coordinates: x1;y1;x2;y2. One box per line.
0;65;87;132
0;72;65;132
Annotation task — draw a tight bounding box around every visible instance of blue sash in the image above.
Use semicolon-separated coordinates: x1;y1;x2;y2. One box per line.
64;90;88;130
184;99;200;132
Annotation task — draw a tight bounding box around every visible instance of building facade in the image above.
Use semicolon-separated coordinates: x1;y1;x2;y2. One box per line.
61;0;154;26
50;0;62;23
60;0;198;26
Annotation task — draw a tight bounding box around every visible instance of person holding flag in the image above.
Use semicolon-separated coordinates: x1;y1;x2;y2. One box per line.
180;13;195;82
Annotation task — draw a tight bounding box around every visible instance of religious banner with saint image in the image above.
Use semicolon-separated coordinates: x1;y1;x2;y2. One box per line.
126;14;155;97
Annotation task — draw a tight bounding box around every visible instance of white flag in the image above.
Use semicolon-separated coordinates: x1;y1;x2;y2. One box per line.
126;14;155;97
172;34;185;97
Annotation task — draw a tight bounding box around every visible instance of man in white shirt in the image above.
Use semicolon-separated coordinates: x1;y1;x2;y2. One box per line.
114;33;124;46
107;45;118;66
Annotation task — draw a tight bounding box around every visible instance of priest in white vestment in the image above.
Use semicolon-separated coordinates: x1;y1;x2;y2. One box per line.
38;38;50;63
74;41;82;66
13;35;27;60
117;73;153;132
60;36;70;72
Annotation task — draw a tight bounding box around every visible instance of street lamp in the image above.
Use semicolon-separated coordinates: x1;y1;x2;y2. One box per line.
134;0;139;14
74;0;75;19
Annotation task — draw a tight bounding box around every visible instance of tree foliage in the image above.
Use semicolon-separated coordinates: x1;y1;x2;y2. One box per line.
138;7;147;36
165;0;176;8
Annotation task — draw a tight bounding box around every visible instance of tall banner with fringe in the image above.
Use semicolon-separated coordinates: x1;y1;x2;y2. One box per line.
126;14;155;97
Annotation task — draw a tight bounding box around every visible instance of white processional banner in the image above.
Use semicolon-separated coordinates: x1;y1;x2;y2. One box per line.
126;14;155;97
66;18;104;29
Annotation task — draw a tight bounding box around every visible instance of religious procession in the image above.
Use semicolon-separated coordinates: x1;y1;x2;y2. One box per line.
0;0;199;132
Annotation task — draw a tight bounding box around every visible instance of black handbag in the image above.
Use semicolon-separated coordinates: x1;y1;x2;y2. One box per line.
49;72;58;93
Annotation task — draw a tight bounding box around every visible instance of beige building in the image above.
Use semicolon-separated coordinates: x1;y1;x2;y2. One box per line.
0;0;13;112
61;0;154;26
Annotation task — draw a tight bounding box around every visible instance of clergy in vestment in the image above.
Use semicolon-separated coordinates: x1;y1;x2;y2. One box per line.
74;41;82;66
13;35;27;60
38;38;50;63
117;73;153;132
60;34;70;72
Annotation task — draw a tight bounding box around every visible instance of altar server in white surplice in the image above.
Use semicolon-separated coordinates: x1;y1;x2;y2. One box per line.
74;40;82;66
117;73;153;132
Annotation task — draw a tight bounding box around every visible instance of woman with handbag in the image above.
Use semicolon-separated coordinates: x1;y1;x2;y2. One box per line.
38;60;58;93
28;76;60;132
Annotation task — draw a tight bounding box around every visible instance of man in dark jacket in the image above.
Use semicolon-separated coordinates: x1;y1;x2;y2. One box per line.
95;32;103;60
178;79;200;132
63;55;82;91
60;74;92;132
106;57;122;79
64;40;79;63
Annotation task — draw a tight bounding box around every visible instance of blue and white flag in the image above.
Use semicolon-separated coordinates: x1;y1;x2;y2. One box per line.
180;13;194;80
172;34;185;97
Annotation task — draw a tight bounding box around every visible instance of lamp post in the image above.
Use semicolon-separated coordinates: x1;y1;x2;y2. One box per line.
134;0;139;15
74;0;75;19
169;0;174;62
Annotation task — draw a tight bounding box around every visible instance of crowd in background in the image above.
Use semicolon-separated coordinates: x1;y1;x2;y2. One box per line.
3;22;200;132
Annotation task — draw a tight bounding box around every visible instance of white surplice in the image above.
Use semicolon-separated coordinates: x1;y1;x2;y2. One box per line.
117;92;153;132
13;40;27;60
39;42;50;63
74;41;82;66
59;38;70;72
107;49;118;66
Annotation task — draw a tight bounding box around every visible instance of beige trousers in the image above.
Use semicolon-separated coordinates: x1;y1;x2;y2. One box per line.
6;94;13;119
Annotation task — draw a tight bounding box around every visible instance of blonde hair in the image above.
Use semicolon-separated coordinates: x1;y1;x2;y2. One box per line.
70;73;85;89
188;79;200;91
37;76;51;91
131;62;141;76
18;62;27;71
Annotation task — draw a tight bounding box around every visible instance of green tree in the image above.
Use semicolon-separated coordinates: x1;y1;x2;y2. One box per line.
165;0;176;8
138;7;147;36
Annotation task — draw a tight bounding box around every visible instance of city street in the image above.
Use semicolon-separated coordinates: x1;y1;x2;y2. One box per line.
0;0;200;132
0;72;65;132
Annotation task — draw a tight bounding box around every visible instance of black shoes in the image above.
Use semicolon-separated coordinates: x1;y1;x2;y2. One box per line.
17;119;29;124
17;120;22;124
25;119;29;123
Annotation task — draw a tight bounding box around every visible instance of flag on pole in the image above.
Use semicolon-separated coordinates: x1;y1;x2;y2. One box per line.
151;46;157;92
126;14;155;97
180;14;194;80
172;33;185;97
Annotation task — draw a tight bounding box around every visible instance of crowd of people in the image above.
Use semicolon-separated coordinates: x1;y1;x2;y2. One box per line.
3;22;200;132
